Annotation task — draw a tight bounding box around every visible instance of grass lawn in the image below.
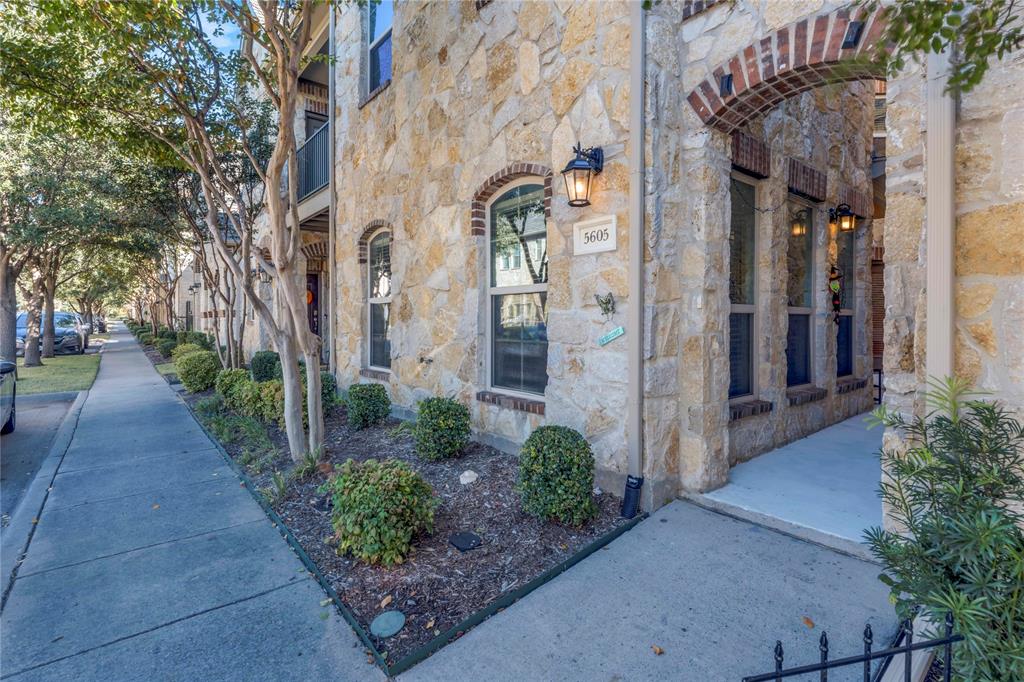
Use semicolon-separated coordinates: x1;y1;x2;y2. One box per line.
154;362;177;376
16;354;101;395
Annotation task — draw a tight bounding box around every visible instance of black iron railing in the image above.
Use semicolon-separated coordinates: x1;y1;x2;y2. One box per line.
743;614;963;682
297;122;329;202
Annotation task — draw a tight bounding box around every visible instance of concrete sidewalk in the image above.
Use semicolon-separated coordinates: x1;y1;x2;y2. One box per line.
0;324;380;681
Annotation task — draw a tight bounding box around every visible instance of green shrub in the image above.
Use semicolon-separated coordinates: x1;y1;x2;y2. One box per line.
175;350;220;393
194;395;224;417
250;350;280;382
157;338;178;358
181;331;212;349
323;458;436;566
176;331;187;344
231;379;264;419
138;332;154;346
346;383;390;429
518;426;597;526
320;371;338;409
258;379;286;426
414;397;470;461
157;329;176;340
215;369;249;401
171;343;204;361
866;378;1024;680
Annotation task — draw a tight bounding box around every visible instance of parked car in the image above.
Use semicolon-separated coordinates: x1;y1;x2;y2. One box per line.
1;360;15;435
15;311;88;355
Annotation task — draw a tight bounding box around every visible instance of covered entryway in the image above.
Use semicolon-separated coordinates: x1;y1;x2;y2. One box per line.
698;414;881;550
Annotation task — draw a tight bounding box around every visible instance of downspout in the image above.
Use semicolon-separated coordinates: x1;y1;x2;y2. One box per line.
924;49;955;381
622;0;646;518
327;7;338;375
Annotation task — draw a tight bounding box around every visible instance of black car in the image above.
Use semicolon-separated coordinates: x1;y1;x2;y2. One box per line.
1;360;15;435
15;311;88;355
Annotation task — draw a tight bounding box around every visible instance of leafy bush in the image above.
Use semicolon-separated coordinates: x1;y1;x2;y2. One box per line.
182;331;213;349
866;378;1024;681
194;395;223;417
231;379;264;419
320;371;338;409
414;397;470;461
157;329;176;340
250;350;280;382
518;426;597;526
176;331;188;344
215;369;249;401
346;383;390;429
157;338;178;358
323;458;436;565
175;350;220;393
258;379;286;426
171;343;204;361
138;332;154;346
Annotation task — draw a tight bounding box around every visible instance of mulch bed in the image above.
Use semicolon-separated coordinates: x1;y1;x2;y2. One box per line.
172;380;626;663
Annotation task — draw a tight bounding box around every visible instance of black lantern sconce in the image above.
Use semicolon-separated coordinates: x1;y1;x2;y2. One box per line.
561;142;604;207
829;203;857;232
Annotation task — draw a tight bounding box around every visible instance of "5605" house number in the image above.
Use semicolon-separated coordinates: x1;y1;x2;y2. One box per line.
572;215;617;256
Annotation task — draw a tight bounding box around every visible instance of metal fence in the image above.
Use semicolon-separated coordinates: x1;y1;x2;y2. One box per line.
297;122;329;202
743;614;963;682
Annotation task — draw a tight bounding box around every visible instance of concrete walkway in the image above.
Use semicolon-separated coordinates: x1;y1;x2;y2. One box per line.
704;414;883;545
0;324;380;681
402;501;896;681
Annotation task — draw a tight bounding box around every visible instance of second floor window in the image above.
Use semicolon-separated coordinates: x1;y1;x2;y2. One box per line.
367;0;393;92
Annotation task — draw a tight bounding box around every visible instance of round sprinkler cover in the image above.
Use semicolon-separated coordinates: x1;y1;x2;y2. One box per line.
370;610;405;638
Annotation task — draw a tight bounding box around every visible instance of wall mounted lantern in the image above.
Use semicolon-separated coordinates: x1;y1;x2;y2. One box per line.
562;142;603;207
829;203;857;232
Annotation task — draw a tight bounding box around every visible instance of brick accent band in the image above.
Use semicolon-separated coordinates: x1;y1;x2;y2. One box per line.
839;186;873;219
787;158;827;202
786;385;828;406
470;163;553;237
476;390;545;416
682;0;724;22
731;132;770;178
729;399;773;421
359;368;390;382
836;376;869;394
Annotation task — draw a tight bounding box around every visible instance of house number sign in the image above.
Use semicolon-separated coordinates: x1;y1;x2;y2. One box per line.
573;215;617;256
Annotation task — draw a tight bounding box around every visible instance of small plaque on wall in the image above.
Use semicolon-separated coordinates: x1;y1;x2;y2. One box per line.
573;215;617;256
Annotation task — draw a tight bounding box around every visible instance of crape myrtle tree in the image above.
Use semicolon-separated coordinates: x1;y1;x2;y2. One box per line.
0;0;341;460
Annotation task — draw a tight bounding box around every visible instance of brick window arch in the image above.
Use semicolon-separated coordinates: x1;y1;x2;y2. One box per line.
358;219;393;263
687;6;886;133
471;163;553;236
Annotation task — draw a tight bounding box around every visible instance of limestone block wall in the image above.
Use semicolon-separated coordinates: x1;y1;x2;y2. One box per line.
330;0;634;485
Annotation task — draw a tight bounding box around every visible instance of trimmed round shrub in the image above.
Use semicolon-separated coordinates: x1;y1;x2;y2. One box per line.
157;329;176;340
518;426;597;527
215;369;249;401
250;350;280;382
258;379;286;426
157;338;178;358
138;332;154;346
181;331;212;349
175;350;220;393
171;343;204;361
324;458;436;566
231;379;264;418
346;383;390;429
320;371;338;409
414;397;470;461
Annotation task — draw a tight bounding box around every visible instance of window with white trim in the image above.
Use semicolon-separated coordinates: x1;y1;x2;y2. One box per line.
367;230;392;369
366;0;393;93
729;177;757;399
836;229;855;377
786;200;814;387
488;181;548;396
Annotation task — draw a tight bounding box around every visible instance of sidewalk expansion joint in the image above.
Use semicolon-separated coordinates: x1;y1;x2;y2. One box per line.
43;474;235;513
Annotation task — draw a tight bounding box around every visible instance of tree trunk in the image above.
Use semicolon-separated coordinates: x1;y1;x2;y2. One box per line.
0;258;19;362
41;271;57;358
303;347;324;455
20;273;44;368
276;331;306;462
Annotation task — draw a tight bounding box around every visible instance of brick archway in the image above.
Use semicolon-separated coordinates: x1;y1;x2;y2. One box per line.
470;163;553;236
357;219;392;264
687;6;886;133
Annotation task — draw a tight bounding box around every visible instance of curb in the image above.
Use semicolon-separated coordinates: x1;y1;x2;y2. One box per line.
1;388;89;609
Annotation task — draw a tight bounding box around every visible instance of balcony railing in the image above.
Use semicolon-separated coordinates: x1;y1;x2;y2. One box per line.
297;122;329;202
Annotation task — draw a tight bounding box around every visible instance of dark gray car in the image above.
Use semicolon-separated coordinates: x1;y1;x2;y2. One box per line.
0;360;15;434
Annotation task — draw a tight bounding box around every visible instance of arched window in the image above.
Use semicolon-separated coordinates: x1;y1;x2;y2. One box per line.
367;230;392;369
487;180;548;395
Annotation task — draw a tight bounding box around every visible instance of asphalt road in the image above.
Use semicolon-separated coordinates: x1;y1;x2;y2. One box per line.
0;392;77;527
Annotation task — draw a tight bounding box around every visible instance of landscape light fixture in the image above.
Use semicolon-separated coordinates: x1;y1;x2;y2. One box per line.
562;142;603;207
830;203;857;232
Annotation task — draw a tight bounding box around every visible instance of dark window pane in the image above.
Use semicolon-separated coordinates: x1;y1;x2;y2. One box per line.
729;179;756;305
837;230;855;310
369;233;391;299
370;302;391;368
490;184;546;288
729;312;753;398
369;32;392;91
787;204;813;307
786;313;811;386
837;315;853;377
492;292;548;394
